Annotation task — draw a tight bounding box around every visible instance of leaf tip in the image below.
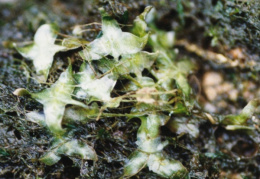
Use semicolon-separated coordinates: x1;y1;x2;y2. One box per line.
13;88;30;97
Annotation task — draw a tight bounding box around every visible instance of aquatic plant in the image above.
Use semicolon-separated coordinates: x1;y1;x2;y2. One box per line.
12;5;259;178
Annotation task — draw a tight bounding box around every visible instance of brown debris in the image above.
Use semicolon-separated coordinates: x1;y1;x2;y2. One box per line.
202;72;238;102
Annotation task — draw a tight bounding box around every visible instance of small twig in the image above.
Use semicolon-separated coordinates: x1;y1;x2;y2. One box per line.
176;39;239;67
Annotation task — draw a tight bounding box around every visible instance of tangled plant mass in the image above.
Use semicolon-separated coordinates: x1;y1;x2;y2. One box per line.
12;6;259;178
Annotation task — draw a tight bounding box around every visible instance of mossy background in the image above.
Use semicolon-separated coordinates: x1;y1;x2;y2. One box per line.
0;0;259;178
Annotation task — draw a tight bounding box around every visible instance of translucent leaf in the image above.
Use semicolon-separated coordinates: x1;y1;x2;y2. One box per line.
123;151;188;178
147;153;189;178
97;51;158;78
40;138;64;165
63;104;99;124
152;57;195;109
136;115;169;153
136;136;168;153
131;103;179;115
57;139;97;161
123;151;148;178
149;30;195;110
149;30;175;61
221;98;260;125
149;30;193;101
122;76;155;92
176;60;194;75
75;62;116;102
40;139;97;166
62;37;89;49
124;119;188;177
167;117;199;138
85;8;149;60
132;6;153;37
14;66;87;135
40;151;61;166
26;111;46;126
175;73;194;110
102;96;122;108
14;24;66;82
176;74;191;98
225;125;255;131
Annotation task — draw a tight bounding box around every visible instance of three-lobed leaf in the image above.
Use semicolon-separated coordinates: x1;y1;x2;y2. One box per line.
75;62;116;102
97;51;158;78
40;139;97;166
14;24;66;82
83;8;149;61
14;65;86;135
